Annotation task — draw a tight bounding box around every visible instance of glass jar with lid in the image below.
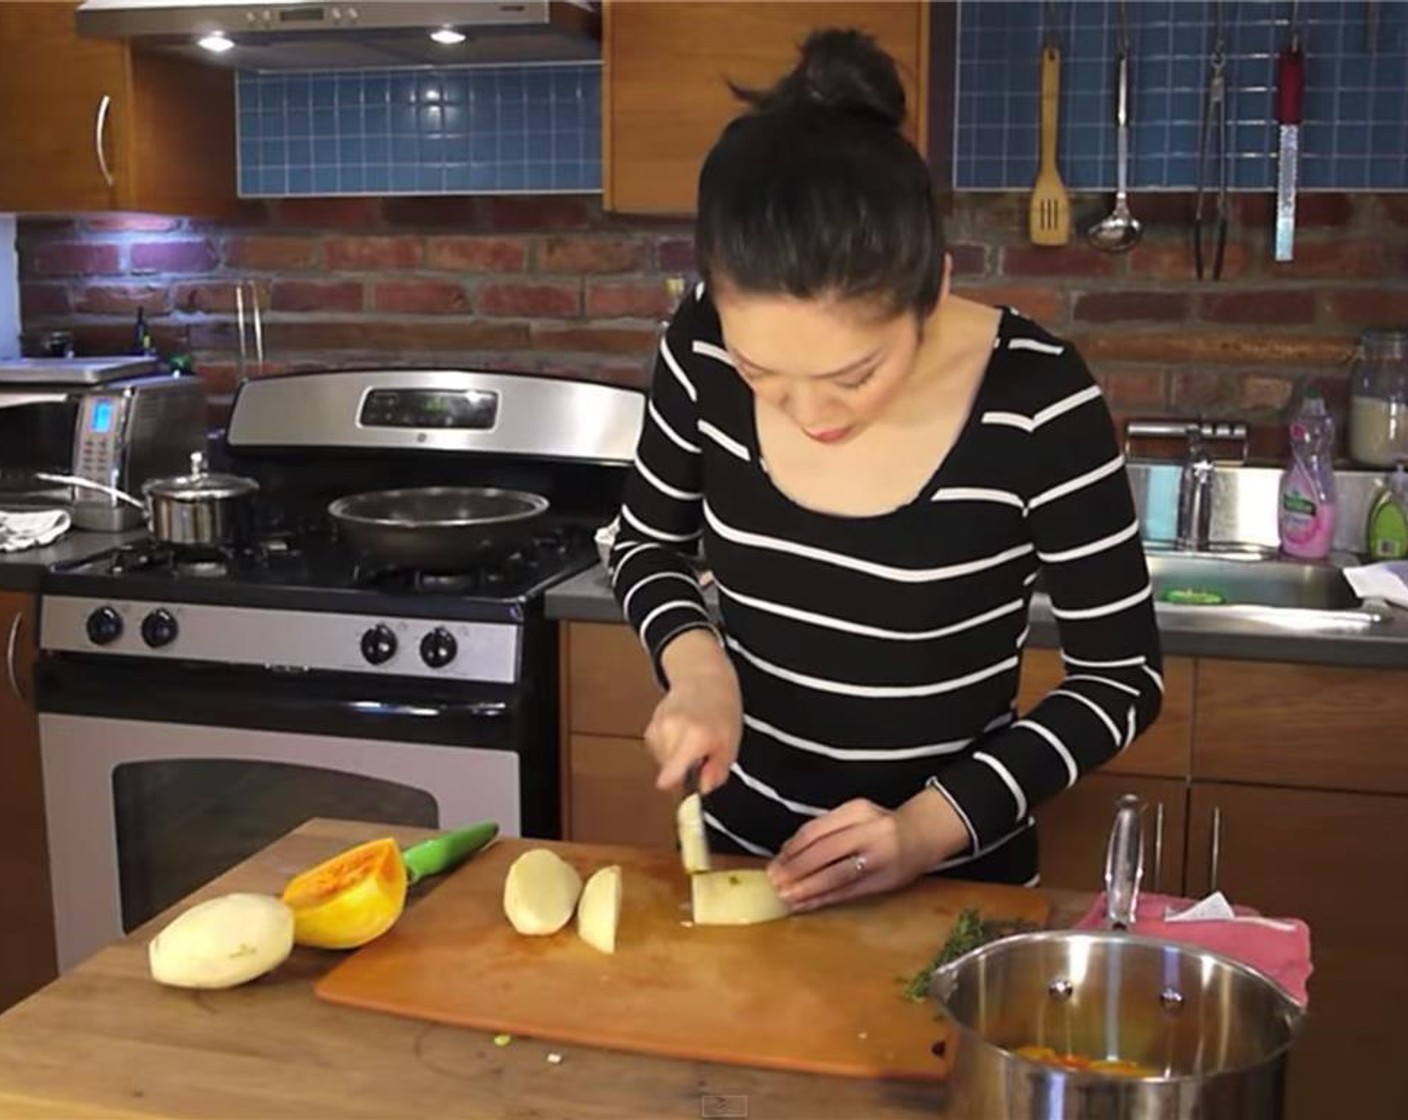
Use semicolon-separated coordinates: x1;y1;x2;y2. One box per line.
1348;328;1408;468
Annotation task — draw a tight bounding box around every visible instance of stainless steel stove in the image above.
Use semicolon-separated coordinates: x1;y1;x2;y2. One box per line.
35;369;643;971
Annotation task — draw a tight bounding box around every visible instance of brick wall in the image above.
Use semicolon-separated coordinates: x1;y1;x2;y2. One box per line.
16;191;1408;453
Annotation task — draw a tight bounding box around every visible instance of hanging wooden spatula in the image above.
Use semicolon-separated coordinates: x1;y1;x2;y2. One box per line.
1029;44;1071;246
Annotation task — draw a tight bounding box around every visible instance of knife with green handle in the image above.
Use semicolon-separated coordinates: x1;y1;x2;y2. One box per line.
402;821;499;885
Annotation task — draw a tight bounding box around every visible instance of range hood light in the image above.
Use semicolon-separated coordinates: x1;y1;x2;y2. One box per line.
429;27;466;46
197;31;235;54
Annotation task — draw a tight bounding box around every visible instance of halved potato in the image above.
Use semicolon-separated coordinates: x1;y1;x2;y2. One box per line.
148;892;294;989
503;848;582;935
576;865;623;954
690;870;790;926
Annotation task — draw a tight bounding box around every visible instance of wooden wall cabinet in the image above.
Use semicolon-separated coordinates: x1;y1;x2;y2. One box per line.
0;2;237;216
0;591;57;1012
602;0;930;214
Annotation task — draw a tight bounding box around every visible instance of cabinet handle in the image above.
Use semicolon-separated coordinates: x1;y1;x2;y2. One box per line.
95;94;114;189
1152;801;1165;893
5;611;25;705
1209;805;1223;893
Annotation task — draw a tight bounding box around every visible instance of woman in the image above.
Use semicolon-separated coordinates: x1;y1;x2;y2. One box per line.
608;29;1162;911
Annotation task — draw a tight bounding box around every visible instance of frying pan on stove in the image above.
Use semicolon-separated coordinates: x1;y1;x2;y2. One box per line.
328;486;549;573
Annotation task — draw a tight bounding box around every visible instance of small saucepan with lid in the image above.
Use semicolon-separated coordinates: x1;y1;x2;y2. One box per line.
38;452;260;551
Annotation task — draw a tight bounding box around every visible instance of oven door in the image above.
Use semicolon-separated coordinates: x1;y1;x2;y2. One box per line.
37;653;549;972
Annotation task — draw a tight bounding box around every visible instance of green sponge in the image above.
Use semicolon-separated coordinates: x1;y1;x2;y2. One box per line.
1162;588;1227;606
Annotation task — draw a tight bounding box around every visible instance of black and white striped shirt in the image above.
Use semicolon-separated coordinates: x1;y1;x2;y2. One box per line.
608;285;1163;885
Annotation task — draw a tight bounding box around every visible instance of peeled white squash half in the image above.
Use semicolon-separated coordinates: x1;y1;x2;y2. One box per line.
503;848;583;935
576;865;623;954
148;892;295;989
690;870;790;926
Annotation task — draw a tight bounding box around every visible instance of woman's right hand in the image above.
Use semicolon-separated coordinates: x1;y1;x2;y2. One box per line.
646;629;742;794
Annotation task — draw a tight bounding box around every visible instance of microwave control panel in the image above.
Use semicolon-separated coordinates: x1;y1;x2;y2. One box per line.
72;394;128;490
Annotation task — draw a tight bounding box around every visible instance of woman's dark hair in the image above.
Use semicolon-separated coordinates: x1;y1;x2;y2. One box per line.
696;28;945;320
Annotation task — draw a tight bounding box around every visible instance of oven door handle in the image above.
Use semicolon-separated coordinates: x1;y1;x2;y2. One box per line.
6;609;26;705
342;699;511;720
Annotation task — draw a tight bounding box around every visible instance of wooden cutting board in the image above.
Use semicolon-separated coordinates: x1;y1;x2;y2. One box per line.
315;838;1050;1081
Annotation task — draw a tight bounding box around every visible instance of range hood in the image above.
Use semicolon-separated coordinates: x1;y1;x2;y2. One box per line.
75;1;601;69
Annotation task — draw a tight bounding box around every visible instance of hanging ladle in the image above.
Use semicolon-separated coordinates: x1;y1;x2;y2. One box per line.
1089;0;1143;252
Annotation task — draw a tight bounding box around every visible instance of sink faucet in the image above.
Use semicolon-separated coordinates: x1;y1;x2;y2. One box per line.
1177;427;1215;551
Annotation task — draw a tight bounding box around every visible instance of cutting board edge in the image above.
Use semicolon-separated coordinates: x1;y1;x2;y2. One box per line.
313;978;954;1082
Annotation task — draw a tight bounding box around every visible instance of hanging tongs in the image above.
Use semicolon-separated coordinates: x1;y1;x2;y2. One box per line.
1194;0;1230;281
234;281;265;386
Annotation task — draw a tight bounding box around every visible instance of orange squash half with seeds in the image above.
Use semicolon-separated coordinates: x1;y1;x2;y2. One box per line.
281;836;408;949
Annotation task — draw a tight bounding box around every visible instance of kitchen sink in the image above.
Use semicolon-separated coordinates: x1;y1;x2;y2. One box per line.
1144;548;1363;612
1031;545;1390;629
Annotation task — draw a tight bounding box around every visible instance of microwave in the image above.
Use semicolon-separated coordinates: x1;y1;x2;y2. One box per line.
0;358;207;531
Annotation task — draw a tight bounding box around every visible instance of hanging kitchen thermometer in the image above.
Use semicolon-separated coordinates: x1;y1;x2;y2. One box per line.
1273;2;1305;263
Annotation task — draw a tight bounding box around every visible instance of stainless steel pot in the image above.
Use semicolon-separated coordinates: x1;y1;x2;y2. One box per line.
328;486;549;572
37;452;259;551
142;452;259;550
929;797;1305;1119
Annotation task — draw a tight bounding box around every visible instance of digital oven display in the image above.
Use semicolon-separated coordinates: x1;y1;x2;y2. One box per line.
359;389;500;431
90;399;115;434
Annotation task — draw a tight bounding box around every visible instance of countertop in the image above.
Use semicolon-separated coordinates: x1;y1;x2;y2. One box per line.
545;565;1408;670
0;527;144;592
0;818;1090;1120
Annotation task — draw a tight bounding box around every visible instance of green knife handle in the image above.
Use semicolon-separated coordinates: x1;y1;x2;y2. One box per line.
403;821;499;883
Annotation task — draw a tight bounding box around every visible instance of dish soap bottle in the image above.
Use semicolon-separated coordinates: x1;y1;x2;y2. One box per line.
1278;388;1338;560
1366;465;1408;560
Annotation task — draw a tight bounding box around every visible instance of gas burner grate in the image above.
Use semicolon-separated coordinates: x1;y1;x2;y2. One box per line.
104;540;270;578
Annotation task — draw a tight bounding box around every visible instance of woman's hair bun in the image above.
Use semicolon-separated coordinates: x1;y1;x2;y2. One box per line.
734;28;907;129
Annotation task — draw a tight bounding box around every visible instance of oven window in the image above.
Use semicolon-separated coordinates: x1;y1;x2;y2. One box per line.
112;760;438;932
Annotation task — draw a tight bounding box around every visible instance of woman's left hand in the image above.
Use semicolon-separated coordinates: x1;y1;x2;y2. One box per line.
766;790;970;912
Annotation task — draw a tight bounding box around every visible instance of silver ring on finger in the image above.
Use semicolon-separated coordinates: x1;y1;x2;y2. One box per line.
851;852;868;877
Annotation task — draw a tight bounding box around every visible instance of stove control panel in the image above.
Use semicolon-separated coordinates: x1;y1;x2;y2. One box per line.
358;387;498;431
44;598;521;684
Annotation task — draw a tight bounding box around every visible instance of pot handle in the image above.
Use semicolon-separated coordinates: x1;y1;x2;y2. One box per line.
927;958;960;1003
1104;794;1145;930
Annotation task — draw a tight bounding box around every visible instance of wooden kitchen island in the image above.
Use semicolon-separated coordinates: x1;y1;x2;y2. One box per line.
0;819;1087;1120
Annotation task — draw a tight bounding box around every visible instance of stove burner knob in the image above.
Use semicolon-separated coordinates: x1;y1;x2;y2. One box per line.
140;609;179;649
85;606;123;646
420;627;458;669
361;624;397;665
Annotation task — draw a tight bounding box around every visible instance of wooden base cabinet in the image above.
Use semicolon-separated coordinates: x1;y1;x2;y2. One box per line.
566;734;674;850
560;623;668;847
1036;774;1187;896
0;2;237;216
1187;783;1408;1120
0;592;57;1010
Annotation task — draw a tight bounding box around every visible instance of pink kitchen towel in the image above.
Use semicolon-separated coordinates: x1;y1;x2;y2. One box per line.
1073;892;1314;1005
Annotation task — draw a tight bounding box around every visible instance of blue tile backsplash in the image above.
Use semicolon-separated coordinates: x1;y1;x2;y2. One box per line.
955;0;1408;191
237;63;602;197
